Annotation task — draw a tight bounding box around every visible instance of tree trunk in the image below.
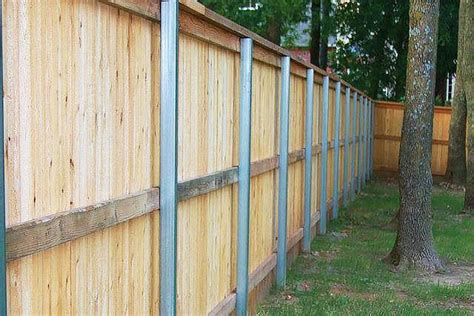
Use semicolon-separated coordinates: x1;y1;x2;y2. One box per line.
446;0;467;185
386;0;443;272
266;17;281;45
310;0;321;66
463;0;474;210
319;0;329;69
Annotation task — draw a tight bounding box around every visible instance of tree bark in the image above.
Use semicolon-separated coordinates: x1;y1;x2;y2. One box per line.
386;0;444;272
310;0;321;66
319;0;329;69
463;0;474;210
446;0;467;185
266;17;282;45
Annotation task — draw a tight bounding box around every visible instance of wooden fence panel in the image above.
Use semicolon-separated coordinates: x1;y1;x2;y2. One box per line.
4;1;159;314
287;74;306;238
2;0;374;314
249;60;279;273
374;101;452;176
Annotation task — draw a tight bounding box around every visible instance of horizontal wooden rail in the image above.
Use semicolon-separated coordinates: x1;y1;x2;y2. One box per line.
99;0;160;21
6;189;160;261
374;134;448;146
5;139;353;262
375;100;452;114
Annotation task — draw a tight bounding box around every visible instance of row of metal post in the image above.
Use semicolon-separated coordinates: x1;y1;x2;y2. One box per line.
0;1;375;315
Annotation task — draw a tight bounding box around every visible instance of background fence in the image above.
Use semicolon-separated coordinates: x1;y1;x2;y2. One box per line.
374;101;451;176
0;0;374;314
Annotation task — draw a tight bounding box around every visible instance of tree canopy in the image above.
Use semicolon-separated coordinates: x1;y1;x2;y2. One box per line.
199;0;459;100
198;0;308;45
333;0;458;100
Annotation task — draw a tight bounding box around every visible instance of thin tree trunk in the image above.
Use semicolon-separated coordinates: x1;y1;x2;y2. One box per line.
266;17;281;45
319;0;329;69
310;0;321;66
463;0;474;210
446;0;467;185
386;0;443;272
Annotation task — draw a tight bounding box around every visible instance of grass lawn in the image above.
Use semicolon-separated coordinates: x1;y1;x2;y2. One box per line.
258;180;474;315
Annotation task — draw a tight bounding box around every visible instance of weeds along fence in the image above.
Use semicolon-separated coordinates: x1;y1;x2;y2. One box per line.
0;0;374;314
374;101;451;177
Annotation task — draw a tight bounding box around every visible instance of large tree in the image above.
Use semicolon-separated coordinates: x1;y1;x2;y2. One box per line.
446;0;467;185
199;0;308;45
463;0;474;210
386;0;444;271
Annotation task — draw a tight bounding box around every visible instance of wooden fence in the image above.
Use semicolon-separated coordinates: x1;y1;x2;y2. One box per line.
0;0;374;314
374;101;452;176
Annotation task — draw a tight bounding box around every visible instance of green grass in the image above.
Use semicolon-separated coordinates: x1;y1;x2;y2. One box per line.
258;181;474;315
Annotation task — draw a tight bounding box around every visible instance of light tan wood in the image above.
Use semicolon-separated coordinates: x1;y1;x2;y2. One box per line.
6;189;160;261
374;101;451;176
99;0;160;21
3;0;372;314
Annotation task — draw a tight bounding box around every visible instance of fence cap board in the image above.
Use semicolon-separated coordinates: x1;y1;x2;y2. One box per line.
375;100;452;114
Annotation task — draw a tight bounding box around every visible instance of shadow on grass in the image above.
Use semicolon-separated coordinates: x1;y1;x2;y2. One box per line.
258;180;474;315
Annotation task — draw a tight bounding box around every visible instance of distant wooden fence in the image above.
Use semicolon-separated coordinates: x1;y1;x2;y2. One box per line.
0;0;374;315
374;101;452;176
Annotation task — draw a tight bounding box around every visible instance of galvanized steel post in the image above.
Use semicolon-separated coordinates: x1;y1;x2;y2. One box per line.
319;76;329;234
236;38;253;316
365;98;369;184
332;82;341;219
0;6;6;315
362;97;367;186
370;101;375;178
160;0;179;314
303;68;314;252
342;87;351;207
351;92;357;200
276;56;291;288
357;95;364;193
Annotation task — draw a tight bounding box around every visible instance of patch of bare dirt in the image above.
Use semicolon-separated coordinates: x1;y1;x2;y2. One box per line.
311;249;339;262
329;284;377;301
417;264;474;286
438;182;465;192
296;280;312;292
395;289;409;300
279;291;299;304
428;298;474;313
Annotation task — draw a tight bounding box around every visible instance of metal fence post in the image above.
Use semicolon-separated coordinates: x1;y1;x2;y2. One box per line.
276;56;290;288
365;98;369;184
319;76;329;234
236;38;253;316
343;87;351;207
370;101;375;178
332;82;341;219
0;6;7;315
362;97;367;186
351;92;357;200
303;69;314;252
357;95;364;193
160;0;179;314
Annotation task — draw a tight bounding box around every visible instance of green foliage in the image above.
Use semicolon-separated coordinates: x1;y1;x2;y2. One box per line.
258;182;474;315
333;0;459;100
199;0;460;101
198;0;308;45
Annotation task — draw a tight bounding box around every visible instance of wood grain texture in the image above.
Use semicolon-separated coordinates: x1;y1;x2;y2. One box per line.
100;0;160;21
3;0;372;314
374;101;451;175
6;189;160;261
